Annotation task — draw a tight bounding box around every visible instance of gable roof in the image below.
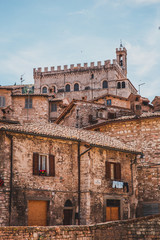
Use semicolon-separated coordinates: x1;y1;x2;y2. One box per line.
91;93;129;102
0;123;141;155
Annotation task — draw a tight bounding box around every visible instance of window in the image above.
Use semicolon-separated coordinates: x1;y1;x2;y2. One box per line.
51;103;57;112
53;86;56;93
33;153;55;176
25;97;32;109
136;105;141;110
107;99;111;106
103;81;108;89
42;86;47;93
117;82;121;89
108;112;116;119
105;162;121;180
65;84;70;92
122;82;125;88
0;96;5;107
74;83;79;91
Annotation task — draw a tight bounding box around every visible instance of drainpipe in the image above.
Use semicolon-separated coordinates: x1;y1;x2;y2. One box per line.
78;142;81;225
77;142;92;225
7;134;13;226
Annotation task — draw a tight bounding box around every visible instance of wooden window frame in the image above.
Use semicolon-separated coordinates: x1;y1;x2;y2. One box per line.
33;153;55;177
105;161;121;181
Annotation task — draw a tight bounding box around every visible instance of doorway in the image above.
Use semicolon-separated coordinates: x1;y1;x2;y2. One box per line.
106;199;120;221
63;200;73;225
28;200;48;226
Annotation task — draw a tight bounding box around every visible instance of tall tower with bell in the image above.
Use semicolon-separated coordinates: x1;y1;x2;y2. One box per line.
116;41;127;77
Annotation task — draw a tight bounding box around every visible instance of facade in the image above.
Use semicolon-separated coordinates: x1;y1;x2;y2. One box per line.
55;99;133;128
85;112;160;217
33;47;137;101
0;123;140;226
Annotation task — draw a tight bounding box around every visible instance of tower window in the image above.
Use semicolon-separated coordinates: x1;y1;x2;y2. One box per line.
117;82;121;89
103;80;108;89
91;74;94;79
74;83;79;91
65;84;70;92
119;55;123;66
42;86;47;93
122;82;125;88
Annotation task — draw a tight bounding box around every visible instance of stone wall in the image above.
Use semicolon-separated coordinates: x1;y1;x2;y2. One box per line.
0;130;136;226
11;96;49;123
0;214;160;240
90;116;160;216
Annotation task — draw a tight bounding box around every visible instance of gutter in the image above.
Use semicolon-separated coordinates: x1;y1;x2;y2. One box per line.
0;129;142;156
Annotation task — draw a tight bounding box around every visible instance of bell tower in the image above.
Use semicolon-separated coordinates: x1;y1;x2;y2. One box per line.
116;42;127;77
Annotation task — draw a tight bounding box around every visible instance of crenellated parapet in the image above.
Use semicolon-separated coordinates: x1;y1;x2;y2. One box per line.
33;59;122;76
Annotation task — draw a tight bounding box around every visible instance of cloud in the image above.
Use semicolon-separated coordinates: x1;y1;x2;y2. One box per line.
68;9;89;16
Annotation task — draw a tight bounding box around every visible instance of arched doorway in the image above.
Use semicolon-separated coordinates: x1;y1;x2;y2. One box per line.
63;200;73;225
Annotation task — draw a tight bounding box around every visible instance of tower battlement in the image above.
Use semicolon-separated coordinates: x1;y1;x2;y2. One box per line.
33;59;123;76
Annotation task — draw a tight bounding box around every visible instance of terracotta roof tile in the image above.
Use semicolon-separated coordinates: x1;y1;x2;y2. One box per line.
0;123;141;154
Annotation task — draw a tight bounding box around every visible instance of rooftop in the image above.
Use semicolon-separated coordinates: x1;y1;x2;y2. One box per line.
0;122;141;155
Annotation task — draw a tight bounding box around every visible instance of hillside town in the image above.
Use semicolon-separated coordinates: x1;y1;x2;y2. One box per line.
0;45;160;229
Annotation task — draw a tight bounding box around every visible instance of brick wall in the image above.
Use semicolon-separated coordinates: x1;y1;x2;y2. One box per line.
0;214;160;239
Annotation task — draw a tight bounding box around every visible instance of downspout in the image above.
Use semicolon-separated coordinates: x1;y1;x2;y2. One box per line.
78;142;81;225
8;134;13;226
77;142;92;225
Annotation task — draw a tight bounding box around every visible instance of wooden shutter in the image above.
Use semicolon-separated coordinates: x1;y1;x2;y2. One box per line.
105;161;111;179
115;163;121;180
33;153;39;175
49;154;55;176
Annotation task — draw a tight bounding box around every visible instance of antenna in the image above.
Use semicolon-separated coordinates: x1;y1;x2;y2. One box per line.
138;82;145;95
120;39;123;48
20;74;25;85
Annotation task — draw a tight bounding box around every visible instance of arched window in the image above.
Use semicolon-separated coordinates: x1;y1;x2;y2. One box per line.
74;83;79;91
117;82;121;89
53;86;56;93
103;80;108;89
64;200;73;207
42;86;47;93
122;81;125;88
65;84;70;92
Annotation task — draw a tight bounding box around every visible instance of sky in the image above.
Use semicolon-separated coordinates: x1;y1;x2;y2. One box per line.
0;0;160;101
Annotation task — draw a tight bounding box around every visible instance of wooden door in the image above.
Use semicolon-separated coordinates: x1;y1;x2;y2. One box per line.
28;200;48;226
106;207;119;221
63;209;73;225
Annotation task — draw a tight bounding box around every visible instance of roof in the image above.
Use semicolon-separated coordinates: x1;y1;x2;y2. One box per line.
12;93;49;97
0;84;33;90
0;123;141;155
91;93;129;102
85;112;160;130
55;99;131;124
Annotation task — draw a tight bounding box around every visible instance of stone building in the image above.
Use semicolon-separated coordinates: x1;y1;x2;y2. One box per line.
0;123;140;226
55;99;133;128
33;47;137;101
85;112;160;217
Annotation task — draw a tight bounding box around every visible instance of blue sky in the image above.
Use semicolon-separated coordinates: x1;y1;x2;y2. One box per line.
0;0;160;101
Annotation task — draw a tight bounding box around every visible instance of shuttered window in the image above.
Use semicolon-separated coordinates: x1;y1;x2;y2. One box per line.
25;97;32;109
0;96;5;107
105;161;121;180
33;153;55;176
